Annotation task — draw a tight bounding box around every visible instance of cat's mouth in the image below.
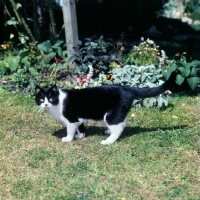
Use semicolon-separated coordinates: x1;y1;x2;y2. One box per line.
39;106;49;111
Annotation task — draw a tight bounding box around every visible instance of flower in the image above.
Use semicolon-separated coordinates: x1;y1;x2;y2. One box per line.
132;45;136;50
10;34;14;39
1;44;10;50
54;57;62;63
140;37;144;41
106;74;113;80
147;39;154;45
175;52;180;56
76;75;91;86
130;113;136;117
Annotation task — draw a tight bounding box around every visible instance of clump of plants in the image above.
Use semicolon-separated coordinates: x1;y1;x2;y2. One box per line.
97;64;170;108
71;35;124;77
0;35;70;90
0;34;199;109
124;37;169;68
163;53;200;90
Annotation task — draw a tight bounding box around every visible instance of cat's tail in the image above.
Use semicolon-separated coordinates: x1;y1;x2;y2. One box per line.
132;72;177;98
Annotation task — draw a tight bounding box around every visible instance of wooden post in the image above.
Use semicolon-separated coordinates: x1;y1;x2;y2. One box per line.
62;0;79;72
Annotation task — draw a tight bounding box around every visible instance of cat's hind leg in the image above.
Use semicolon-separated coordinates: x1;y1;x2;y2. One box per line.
75;123;86;139
101;122;125;145
101;112;126;145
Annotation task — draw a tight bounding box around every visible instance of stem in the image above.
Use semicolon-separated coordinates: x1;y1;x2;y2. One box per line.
31;0;40;41
3;3;19;32
8;0;36;42
48;0;57;40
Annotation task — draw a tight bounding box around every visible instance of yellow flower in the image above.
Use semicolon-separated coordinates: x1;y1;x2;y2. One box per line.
172;115;178;119
147;39;154;44
10;34;14;39
131;113;136;117
5;63;9;68
1;44;10;50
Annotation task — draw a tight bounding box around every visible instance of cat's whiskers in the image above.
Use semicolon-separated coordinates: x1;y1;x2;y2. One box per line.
38;107;44;113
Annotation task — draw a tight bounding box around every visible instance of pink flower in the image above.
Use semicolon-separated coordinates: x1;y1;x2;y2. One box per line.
82;76;87;83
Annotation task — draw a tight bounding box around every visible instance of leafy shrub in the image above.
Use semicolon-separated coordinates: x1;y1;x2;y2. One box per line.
106;64;169;108
124;37;169;68
0;38;69;90
71;35;124;77
163;57;200;90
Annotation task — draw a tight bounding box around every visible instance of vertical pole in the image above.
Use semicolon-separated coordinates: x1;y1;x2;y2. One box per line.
62;0;79;72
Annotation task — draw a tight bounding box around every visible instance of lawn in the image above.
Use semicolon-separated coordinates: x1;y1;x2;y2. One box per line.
0;88;199;200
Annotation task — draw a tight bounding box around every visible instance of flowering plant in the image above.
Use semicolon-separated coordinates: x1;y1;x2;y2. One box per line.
124;37;169;68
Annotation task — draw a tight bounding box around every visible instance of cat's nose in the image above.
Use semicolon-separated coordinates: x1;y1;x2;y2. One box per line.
45;104;48;107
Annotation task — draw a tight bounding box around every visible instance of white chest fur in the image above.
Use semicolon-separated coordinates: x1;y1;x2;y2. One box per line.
46;89;67;122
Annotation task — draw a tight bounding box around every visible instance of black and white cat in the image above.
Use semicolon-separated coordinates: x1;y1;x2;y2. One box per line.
35;74;175;145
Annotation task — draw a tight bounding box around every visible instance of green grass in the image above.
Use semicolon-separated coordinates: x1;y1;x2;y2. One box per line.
0;88;200;200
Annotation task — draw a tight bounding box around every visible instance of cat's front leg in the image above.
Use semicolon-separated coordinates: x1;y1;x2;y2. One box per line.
62;122;80;142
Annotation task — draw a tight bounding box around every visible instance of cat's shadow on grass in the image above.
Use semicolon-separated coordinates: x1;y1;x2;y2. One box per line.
52;125;186;141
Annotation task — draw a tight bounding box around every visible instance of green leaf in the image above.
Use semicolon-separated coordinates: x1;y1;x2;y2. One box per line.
187;77;199;90
132;99;140;105
57;47;63;58
44;52;56;64
176;74;185;85
5;17;19;26
163;63;177;80
21;57;31;68
19;50;29;59
179;62;192;69
5;55;20;72
37;40;52;53
141;74;147;83
0;61;6;75
143;97;156;108
190;60;200;67
29;67;39;76
157;96;168;108
15;3;22;10
190;68;197;77
177;67;190;77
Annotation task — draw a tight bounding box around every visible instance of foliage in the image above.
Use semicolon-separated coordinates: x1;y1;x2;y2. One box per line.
0;37;69;90
157;0;185;18
163;54;200;90
71;35;124;77
0;35;199;109
107;64;169;108
124;37;169;68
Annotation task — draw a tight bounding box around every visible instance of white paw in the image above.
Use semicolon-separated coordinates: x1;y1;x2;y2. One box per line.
100;140;114;145
75;133;85;139
62;137;73;143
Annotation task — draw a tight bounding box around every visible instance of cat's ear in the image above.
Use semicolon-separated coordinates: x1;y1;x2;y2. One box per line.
35;85;42;95
51;84;58;92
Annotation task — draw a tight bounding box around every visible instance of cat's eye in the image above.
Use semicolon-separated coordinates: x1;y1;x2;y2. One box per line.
40;98;44;102
49;98;53;102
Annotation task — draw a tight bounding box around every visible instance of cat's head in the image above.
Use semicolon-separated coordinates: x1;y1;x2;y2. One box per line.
35;85;59;110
